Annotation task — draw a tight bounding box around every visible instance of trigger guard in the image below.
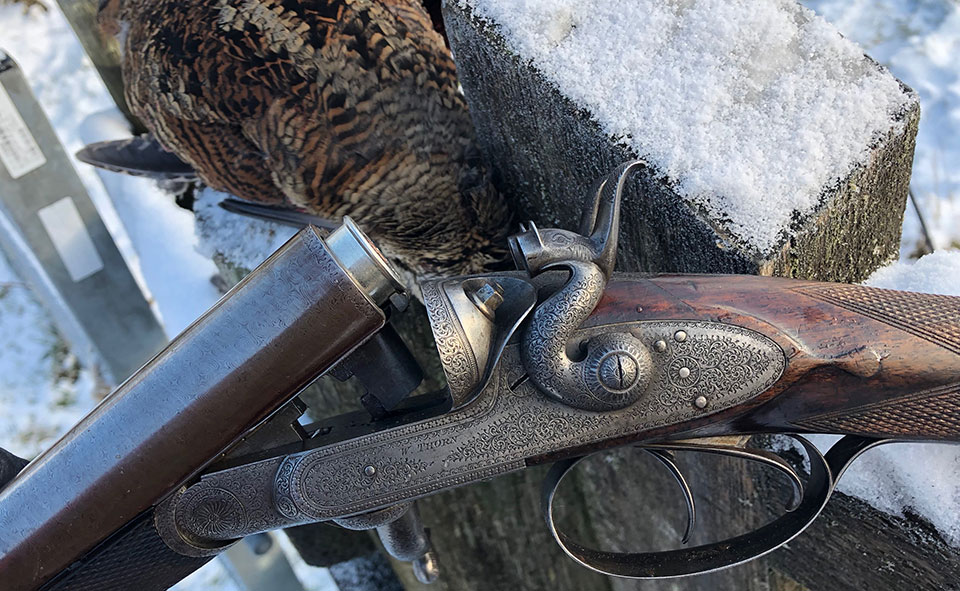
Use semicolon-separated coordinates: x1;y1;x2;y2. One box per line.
541;436;837;579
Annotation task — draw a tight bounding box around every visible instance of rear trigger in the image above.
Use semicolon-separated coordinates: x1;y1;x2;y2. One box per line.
642;437;804;512
541;436;832;579
642;448;696;544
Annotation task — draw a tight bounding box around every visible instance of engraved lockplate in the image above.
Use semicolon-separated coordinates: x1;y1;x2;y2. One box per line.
421;275;537;408
423;279;480;405
176;321;785;540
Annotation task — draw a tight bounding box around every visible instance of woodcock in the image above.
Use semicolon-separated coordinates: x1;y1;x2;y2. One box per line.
84;0;512;279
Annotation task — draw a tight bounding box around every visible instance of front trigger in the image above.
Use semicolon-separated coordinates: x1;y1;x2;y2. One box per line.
640;448;697;544
640;436;805;512
636;435;803;546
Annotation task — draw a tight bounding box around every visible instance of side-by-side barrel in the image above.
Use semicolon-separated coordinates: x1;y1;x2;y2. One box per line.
0;221;402;590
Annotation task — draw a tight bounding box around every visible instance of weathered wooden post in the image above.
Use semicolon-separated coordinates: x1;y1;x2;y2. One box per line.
54;0;145;134
185;1;954;589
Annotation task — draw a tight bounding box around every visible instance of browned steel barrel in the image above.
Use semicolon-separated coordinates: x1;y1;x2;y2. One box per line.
0;220;402;590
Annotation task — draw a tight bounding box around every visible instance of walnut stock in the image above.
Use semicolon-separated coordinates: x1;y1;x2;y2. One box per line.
589;274;960;442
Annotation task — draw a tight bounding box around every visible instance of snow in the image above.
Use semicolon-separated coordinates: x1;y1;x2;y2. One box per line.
0;250;102;458
0;3;221;336
866;249;960;293
799;0;960;541
460;0;916;254
78;108;222;336
802;0;960;257
0;4;332;589
194;188;297;273
801;251;960;546
0;4;138;288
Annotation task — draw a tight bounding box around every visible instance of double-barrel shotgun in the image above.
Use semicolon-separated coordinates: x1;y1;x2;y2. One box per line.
1;162;957;589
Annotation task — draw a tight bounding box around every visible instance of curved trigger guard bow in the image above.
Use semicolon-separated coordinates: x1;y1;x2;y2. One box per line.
541;435;892;579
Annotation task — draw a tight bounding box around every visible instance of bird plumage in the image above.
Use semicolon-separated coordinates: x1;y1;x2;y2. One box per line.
97;0;511;278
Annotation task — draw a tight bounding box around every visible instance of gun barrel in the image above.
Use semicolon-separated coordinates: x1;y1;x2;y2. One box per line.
0;221;401;590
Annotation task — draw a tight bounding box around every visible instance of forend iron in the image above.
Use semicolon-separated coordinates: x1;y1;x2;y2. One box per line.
1;163;959;590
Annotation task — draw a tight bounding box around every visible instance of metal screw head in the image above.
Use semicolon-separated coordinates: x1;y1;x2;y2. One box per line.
597;352;640;392
469;282;504;319
694;396;708;409
674;330;688;343
679;367;691;379
654;340;667;352
363;465;377;477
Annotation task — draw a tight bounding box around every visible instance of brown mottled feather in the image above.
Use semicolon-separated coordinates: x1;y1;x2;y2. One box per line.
101;0;511;277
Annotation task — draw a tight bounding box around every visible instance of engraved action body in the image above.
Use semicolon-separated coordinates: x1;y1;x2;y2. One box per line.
0;163;958;590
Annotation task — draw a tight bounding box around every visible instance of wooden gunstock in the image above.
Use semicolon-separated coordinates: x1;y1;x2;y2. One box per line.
590;274;960;441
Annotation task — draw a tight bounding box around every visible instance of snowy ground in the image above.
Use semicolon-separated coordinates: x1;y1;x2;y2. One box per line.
0;0;958;585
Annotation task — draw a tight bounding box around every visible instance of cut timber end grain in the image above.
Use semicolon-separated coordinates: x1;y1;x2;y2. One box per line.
446;0;920;282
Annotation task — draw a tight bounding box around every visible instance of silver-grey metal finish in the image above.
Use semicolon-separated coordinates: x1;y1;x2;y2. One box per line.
422;275;537;408
643;449;696;544
171;319;785;541
333;503;411;531
325;216;404;306
374;503;431;562
643;439;804;512
511;161;652;411
413;549;440;584
0;52;167;382
540;435;894;579
0;224;401;590
373;502;438;583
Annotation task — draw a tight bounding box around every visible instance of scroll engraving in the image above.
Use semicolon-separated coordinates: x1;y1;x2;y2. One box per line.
276;321;784;519
422;280;478;402
178;320;784;539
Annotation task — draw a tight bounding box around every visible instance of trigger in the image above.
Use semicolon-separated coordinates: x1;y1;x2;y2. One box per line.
541;436;835;579
644;439;804;512
643;449;696;544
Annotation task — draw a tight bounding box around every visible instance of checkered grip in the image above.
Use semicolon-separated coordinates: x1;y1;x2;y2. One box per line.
796;283;960;355
41;512;213;591
793;283;960;439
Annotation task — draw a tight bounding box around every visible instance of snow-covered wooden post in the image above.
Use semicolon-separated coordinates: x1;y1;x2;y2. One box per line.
387;1;946;590
443;0;919;283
